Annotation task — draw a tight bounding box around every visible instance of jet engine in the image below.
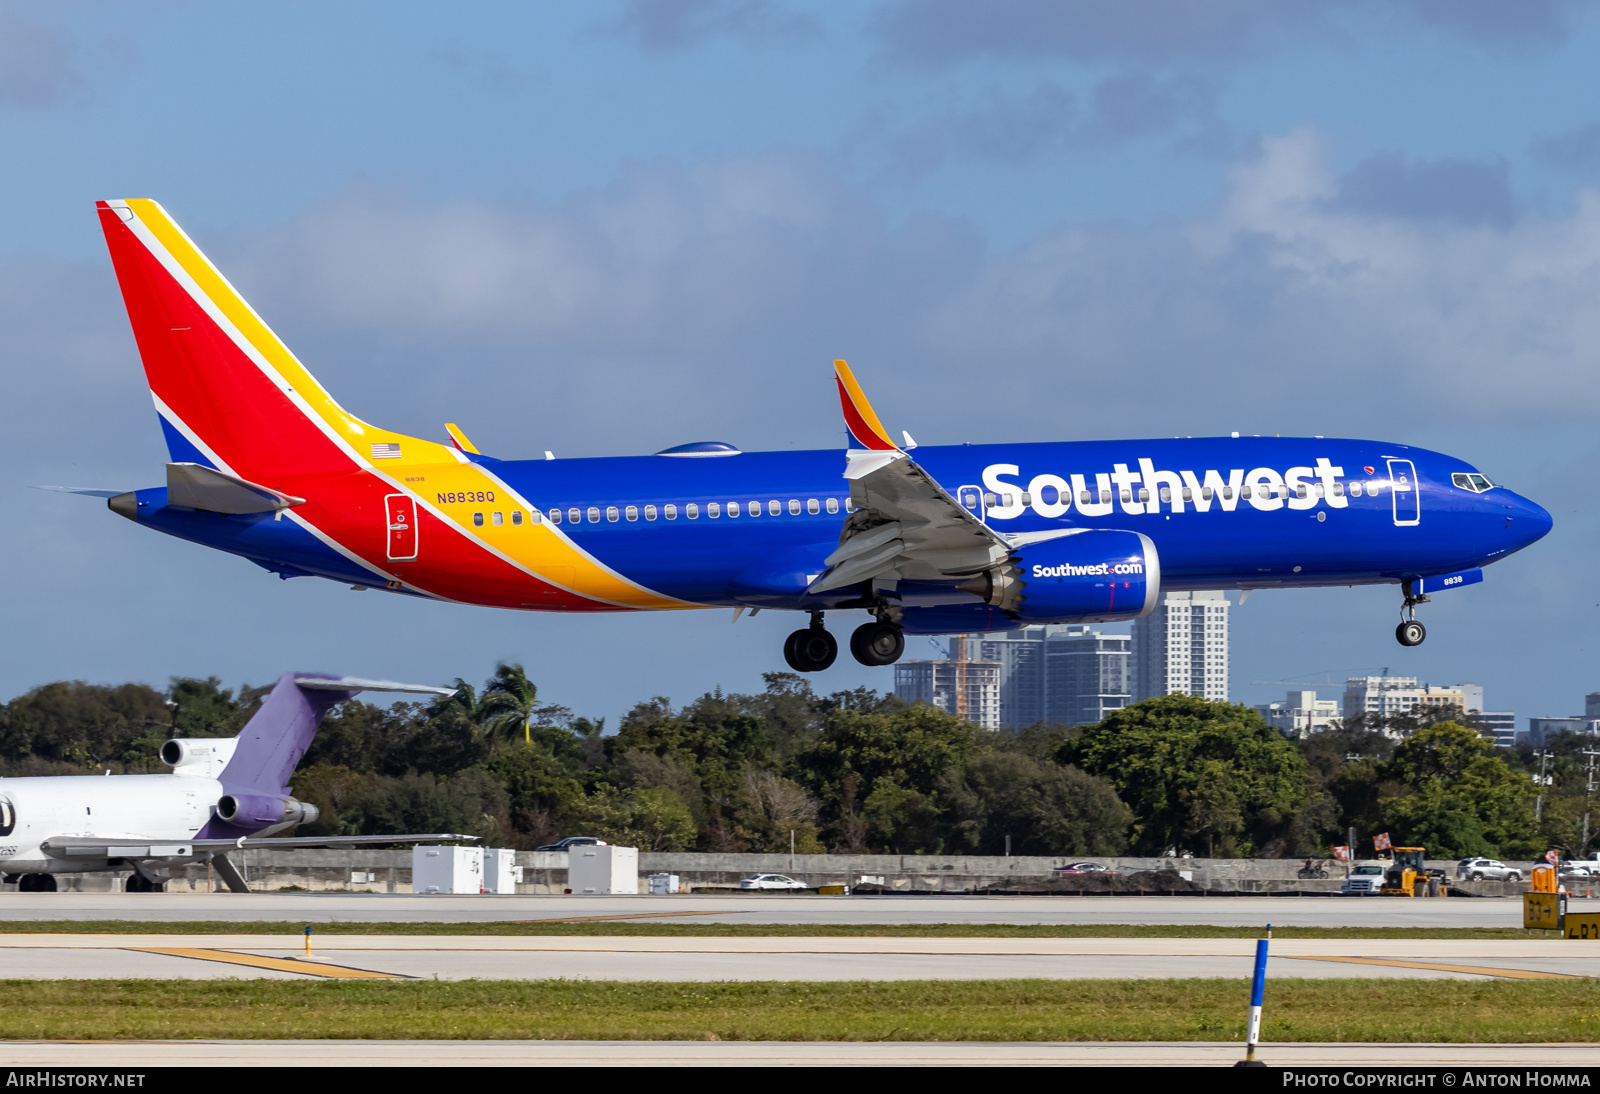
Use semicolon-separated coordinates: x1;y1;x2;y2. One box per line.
963;529;1159;623
216;793;319;831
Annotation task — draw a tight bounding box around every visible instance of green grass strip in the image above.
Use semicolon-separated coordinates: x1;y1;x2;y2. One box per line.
0;920;1558;939
0;978;1596;1041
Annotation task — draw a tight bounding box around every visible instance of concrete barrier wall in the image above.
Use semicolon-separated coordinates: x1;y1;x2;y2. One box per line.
1;849;1556;896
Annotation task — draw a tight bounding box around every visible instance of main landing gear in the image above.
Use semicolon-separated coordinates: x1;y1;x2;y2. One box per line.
784;612;838;673
782;613;906;671
1395;581;1430;647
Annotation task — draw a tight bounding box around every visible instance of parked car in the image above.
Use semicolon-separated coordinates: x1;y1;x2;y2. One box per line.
1456;858;1522;882
1053;862;1113;876
739;874;808;891
1341;863;1387;895
535;836;608;852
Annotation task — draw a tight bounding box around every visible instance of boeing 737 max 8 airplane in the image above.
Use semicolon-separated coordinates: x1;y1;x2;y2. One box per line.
67;199;1553;672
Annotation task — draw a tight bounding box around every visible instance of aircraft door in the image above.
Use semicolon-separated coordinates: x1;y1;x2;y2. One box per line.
957;484;986;525
1387;459;1420;527
385;494;418;560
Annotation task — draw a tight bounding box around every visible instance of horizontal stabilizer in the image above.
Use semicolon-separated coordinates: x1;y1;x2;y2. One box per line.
166;462;305;514
294;675;458;697
34;486;129;498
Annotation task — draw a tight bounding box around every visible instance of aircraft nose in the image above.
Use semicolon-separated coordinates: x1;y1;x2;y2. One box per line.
1501;491;1553;550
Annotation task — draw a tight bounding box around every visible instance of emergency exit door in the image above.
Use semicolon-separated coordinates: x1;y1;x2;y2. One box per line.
1387;459;1420;526
957;484;986;524
385;494;418;560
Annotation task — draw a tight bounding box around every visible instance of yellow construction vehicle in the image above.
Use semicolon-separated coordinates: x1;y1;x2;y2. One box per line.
1379;846;1448;897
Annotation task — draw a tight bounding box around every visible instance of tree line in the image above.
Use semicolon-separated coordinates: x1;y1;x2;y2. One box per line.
0;665;1583;860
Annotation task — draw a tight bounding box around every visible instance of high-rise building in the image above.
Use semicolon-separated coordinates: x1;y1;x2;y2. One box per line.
1130;590;1230;702
1257;690;1340;736
892;658;1003;729
1341;677;1467;721
894;625;1131;728
1341;676;1505;741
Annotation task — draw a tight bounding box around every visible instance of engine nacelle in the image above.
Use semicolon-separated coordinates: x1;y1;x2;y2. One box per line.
216;793;319;831
1009;529;1160;623
159;737;238;779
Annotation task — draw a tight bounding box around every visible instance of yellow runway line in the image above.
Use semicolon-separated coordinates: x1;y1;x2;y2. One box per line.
127;948;407;980
1283;955;1584;980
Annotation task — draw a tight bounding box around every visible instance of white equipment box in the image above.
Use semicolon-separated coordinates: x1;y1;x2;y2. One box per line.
411;845;483;894
569;845;638;894
482;848;518;895
647;873;680;895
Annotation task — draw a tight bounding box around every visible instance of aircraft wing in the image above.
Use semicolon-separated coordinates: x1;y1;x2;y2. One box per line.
39;833;477;859
807;361;1037;605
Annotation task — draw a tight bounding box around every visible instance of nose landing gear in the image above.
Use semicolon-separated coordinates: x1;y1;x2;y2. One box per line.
783;612;838;672
1396;581;1430;647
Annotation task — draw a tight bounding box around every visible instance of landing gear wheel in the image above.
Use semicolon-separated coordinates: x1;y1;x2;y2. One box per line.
125;872;157;893
1396;620;1426;647
17;873;57;893
850;621;905;667
783;626;837;672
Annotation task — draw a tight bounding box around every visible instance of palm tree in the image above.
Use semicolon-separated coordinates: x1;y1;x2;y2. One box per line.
480;662;541;745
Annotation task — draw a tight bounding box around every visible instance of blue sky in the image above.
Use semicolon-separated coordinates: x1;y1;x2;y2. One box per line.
3;0;1600;726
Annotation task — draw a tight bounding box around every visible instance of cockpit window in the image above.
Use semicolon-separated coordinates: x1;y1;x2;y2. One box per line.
1452;473;1494;493
1470;474;1492;491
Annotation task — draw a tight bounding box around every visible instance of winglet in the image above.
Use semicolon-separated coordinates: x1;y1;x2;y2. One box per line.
444;423;480;454
833;360;899;452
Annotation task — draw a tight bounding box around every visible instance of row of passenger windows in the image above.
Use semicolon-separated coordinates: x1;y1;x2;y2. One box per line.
469;497;850;528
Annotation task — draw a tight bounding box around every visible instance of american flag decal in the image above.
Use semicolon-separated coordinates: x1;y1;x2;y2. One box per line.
371;443;402;459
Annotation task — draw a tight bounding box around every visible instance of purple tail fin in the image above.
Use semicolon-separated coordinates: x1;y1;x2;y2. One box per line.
221;672;356;797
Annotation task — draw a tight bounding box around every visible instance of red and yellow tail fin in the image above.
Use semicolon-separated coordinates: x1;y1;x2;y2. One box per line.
96;199;456;484
833;359;899;452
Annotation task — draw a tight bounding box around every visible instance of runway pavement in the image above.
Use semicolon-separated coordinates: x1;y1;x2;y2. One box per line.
1;1039;1597;1066
0;934;1592;981
1;891;1585;928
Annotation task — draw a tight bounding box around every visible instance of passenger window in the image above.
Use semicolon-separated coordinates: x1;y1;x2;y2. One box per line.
665;504;677;520
1159;487;1171;503
625;505;638;521
708;502;720;518
587;507;600;523
511;511;523;526
1331;483;1344;497
1350;482;1363;496
1182;487;1193;502
748;501;760;516
685;503;697;519
1295;484;1307;499
1080;490;1091;505
769;500;780;516
492;511;503;526
606;506;620;522
473;512;484;527
530;510;542;524
569;508;581;523
550;509;562;524
1240;486;1252;500
644;505;657;521
826;498;839;514
1119;489;1131;503
788;499;800;515
807;498;820;515
1313;484;1325;497
844;498;856;512
983;492;997;506
1020;492;1032;505
1137;488;1150;503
